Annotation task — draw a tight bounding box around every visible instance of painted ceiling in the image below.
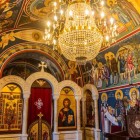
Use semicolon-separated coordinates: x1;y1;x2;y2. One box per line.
0;0;140;88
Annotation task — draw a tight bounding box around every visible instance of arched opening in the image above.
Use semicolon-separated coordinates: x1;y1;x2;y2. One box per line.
2;52;64;82
0;83;23;134
85;89;95;127
28;78;52;140
82;84;100;140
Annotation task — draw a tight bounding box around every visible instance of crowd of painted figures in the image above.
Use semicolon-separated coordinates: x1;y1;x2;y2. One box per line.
89;49;139;88
100;88;140;135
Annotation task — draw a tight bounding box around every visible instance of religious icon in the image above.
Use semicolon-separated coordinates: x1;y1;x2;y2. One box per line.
58;87;76;130
129;88;139;108
58;98;75;127
0;84;23;132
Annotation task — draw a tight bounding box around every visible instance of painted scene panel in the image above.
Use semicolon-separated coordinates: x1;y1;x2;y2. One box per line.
0;83;23;133
99;86;140;138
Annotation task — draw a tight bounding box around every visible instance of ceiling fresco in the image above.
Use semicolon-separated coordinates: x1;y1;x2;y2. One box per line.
3;52;64;81
0;0;140;88
0;0;140;50
0;0;23;32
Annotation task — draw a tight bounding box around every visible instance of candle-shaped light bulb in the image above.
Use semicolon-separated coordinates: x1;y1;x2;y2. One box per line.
60;9;64;15
101;11;105;18
54;2;57;7
47;21;51;27
85;9;89;16
92;11;95;16
47;34;51;39
110;17;114;25
101;0;105;6
69;10;73;17
114;24;117;30
105;35;109;41
54;15;57;21
53;39;56;45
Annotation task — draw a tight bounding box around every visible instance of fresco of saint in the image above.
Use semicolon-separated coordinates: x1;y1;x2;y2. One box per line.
101;93;110;133
114;90;125;129
129;88;140;108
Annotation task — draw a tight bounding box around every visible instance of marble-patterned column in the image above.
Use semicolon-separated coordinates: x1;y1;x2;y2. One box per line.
76;96;81;130
76;96;82;139
93;95;100;140
53;96;59;132
22;94;29;140
94;97;99;129
53;95;60;140
82;98;86;128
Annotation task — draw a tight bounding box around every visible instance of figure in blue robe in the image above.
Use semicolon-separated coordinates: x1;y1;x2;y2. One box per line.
58;98;75;127
115;92;125;129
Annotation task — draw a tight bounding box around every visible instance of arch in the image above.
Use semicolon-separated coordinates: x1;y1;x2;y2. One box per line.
25;72;58;96
0;75;26;97
58;80;82;97
83;84;99;100
0;43;68;78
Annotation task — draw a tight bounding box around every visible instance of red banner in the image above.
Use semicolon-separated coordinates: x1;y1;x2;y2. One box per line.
28;88;52;127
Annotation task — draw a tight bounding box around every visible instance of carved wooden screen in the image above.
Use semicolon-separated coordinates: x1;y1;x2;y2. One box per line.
0;83;23;133
28;113;51;140
127;114;140;137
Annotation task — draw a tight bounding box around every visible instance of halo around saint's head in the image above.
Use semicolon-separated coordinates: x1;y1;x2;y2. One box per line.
115;89;123;100
129;88;139;100
101;93;108;102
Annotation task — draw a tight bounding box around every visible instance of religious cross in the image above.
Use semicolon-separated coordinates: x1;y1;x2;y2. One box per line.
34;98;43;110
38;61;47;72
38;112;43;119
38;112;43;140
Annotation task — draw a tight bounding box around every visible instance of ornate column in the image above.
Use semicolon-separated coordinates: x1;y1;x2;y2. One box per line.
82;97;86;128
76;96;81;130
93;94;100;140
22;94;30;140
75;96;82;139
53;96;59;132
53;95;60;140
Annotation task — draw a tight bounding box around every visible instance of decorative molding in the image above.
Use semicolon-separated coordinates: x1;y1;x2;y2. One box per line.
58;80;82;97
0;75;26;95
83;84;99;100
0;43;68;79
25;72;58;96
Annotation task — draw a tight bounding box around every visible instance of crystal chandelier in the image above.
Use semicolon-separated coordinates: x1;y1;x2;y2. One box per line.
44;0;118;64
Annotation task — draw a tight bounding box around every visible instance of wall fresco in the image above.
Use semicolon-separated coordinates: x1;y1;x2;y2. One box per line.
0;0;22;32
81;33;140;89
99;86;140;139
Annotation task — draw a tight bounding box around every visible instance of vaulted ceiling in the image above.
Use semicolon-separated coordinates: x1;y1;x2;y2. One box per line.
0;0;140;87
